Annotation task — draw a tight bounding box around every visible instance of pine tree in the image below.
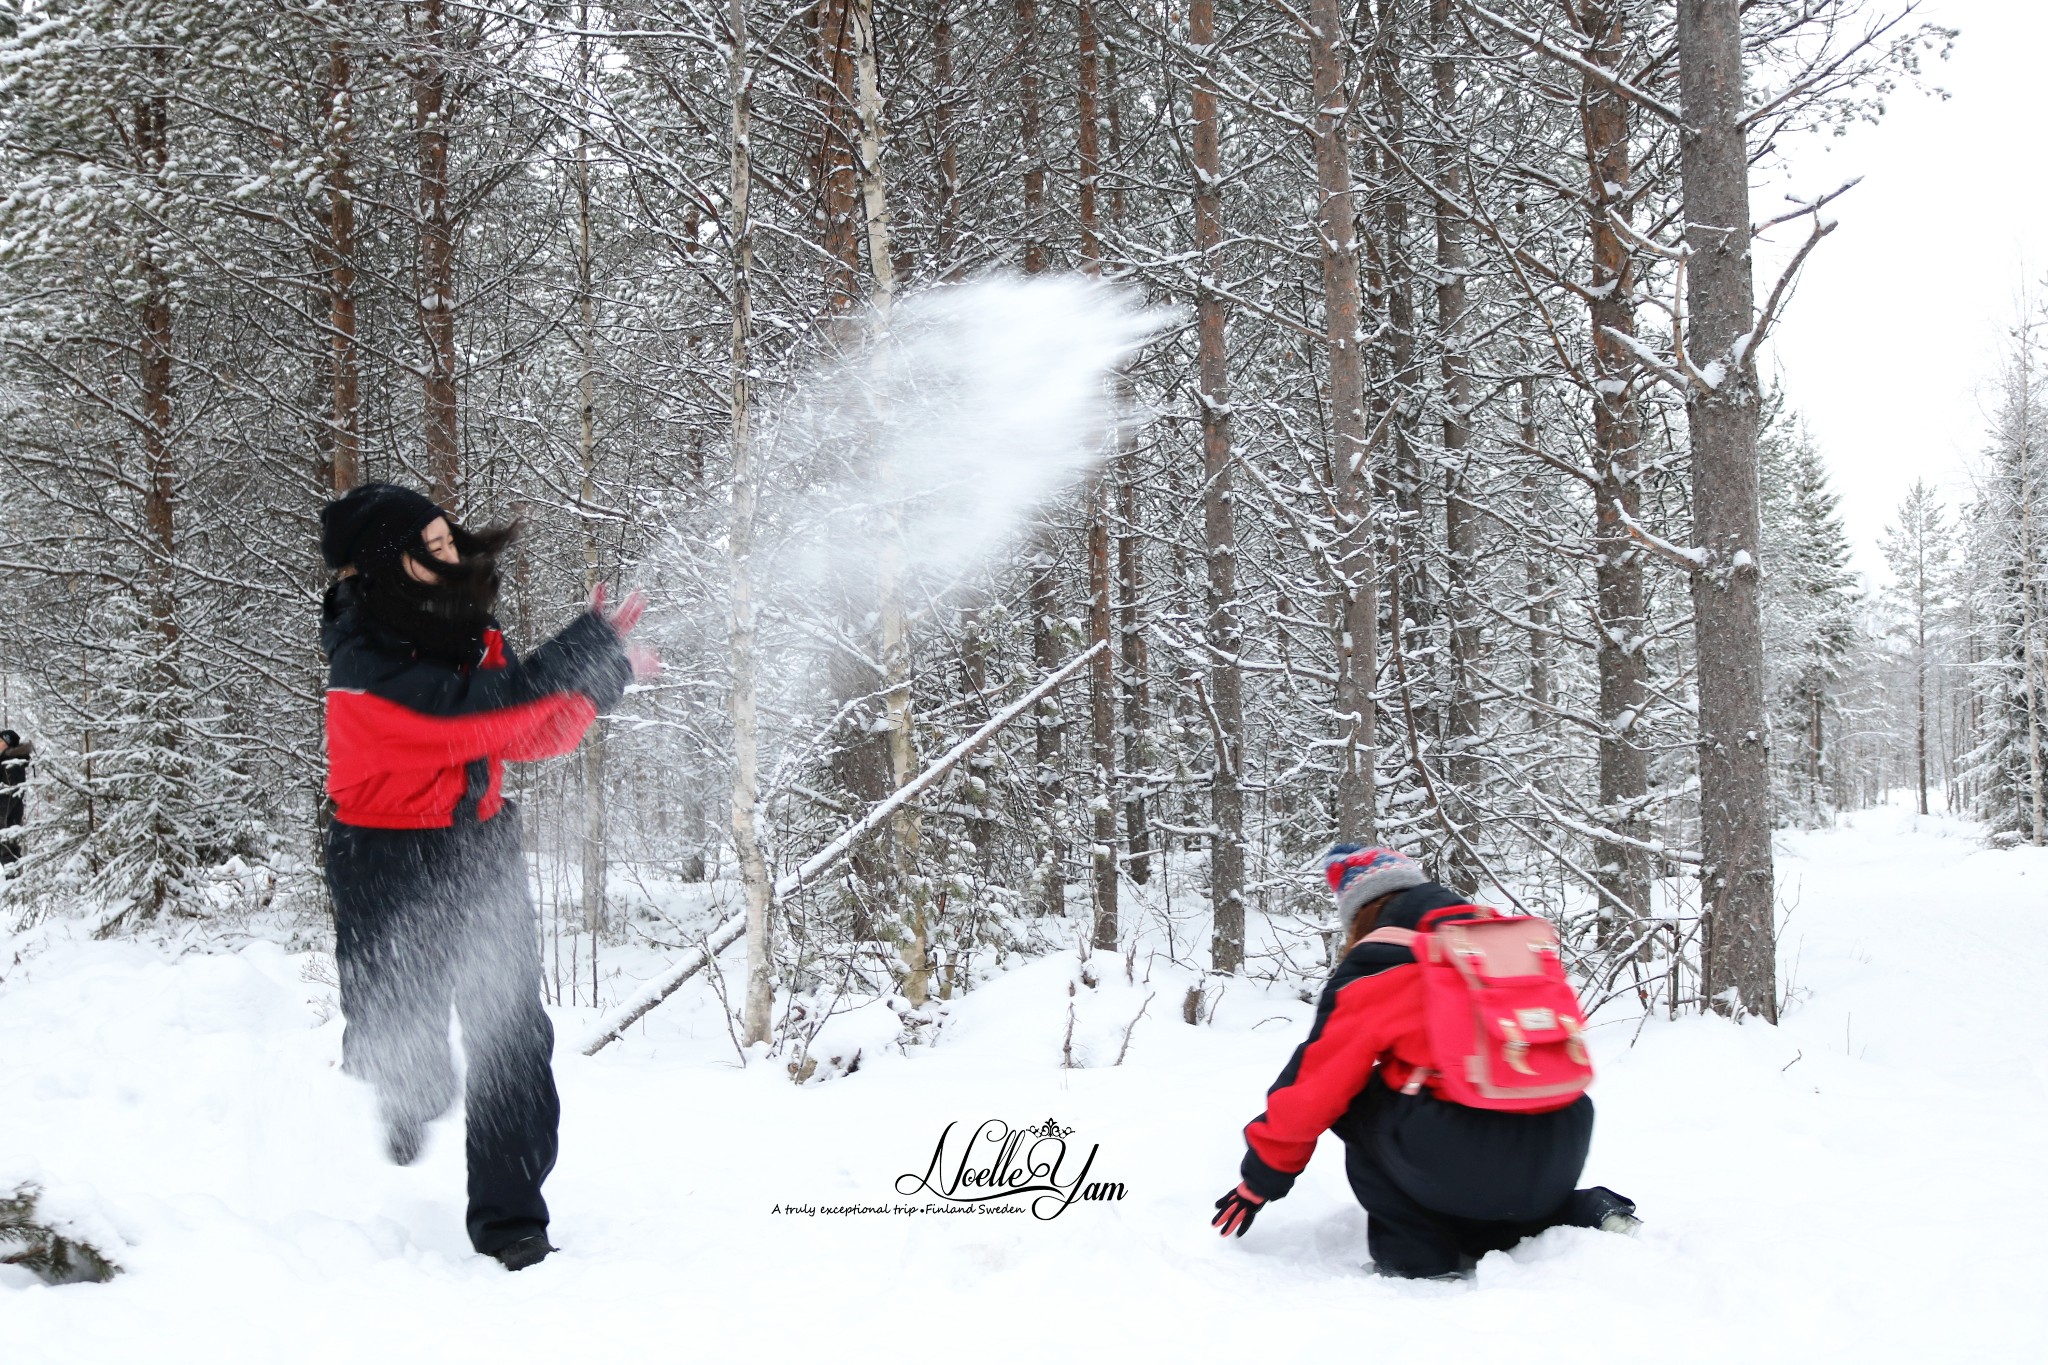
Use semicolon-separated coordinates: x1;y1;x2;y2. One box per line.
1879;480;1955;815
1758;410;1860;826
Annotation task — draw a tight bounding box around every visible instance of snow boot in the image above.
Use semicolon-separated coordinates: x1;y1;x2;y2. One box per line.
385;1119;425;1167
489;1235;556;1272
1572;1186;1641;1236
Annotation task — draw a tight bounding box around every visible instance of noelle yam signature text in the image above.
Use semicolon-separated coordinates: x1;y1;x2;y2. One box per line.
894;1119;1127;1220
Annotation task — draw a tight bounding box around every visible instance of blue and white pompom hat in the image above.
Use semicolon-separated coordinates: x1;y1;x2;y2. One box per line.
1321;844;1427;918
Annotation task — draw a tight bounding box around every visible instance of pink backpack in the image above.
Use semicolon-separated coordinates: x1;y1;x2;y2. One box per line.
1363;906;1594;1113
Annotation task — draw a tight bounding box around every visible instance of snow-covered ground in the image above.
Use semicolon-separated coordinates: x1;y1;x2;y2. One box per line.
5;804;2044;1363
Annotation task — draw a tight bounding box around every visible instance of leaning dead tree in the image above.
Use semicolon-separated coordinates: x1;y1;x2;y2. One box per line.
581;642;1108;1054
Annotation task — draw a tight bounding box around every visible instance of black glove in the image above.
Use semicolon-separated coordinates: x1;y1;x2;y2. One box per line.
1212;1182;1266;1238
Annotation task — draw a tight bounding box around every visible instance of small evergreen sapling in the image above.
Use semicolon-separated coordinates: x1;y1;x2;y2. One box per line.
0;1184;119;1285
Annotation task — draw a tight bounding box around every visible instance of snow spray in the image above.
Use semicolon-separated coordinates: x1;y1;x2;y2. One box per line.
753;274;1174;611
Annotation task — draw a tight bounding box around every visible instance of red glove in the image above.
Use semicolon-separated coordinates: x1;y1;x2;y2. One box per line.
1211;1182;1266;1238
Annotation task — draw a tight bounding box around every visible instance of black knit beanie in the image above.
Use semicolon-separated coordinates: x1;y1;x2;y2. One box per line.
319;483;446;574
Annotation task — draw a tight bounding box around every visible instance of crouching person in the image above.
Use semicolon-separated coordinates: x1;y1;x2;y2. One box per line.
1212;846;1638;1280
318;483;655;1271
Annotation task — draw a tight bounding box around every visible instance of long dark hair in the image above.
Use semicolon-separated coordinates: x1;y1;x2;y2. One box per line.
362;520;518;663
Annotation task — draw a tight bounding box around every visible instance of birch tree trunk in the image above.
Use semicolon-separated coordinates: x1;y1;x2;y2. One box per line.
727;0;775;1046
1679;0;1776;1020
1192;0;1245;973
1306;0;1377;845
850;0;930;1002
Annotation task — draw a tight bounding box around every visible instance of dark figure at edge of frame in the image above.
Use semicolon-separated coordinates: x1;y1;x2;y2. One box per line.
0;728;30;867
1210;846;1641;1280
318;483;656;1272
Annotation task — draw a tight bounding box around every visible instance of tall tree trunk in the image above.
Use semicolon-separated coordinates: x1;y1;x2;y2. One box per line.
850;0;929;1001
1908;556;1925;818
1431;0;1478;890
1576;0;1653;941
318;13;360;493
138;72;178;918
1519;378;1553;737
1370;0;1431;672
1080;0;1117;947
1104;43;1152;885
574;12;608;954
1116;438;1153;885
411;0;459;509
1016;0;1047;274
2021;386;2045;844
728;0;774;1047
1087;477;1118;947
1307;0;1378;845
933;0;962;279
1017;0;1065;918
1679;0;1776;1020
1192;0;1245;973
813;0;862;319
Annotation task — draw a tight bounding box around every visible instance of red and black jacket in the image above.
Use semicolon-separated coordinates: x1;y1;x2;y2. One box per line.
1240;884;1486;1200
321;577;632;829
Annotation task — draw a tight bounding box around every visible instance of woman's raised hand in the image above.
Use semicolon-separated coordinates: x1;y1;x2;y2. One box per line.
591;584;660;680
590;583;647;635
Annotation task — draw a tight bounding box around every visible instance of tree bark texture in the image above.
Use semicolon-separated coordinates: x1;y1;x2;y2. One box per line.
1192;0;1245;973
1576;0;1653;939
318;20;360;493
1016;0;1047;274
1679;0;1776;1020
1369;1;1430;644
1307;0;1378;846
1116;438;1153;885
849;0;929;1000
728;0;775;1047
1431;0;1479;891
812;0;862;319
411;0;459;510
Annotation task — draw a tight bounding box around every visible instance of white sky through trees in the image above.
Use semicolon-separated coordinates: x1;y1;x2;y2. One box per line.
1762;0;2046;578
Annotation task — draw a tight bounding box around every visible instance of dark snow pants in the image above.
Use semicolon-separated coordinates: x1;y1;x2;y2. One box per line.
1338;1076;1603;1279
328;811;559;1255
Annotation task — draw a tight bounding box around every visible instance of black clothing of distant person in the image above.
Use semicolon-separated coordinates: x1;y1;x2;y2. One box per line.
0;728;29;866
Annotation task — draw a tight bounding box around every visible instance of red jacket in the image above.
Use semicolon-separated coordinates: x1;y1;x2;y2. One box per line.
321;579;630;828
1240;885;1478;1199
1241;949;1442;1191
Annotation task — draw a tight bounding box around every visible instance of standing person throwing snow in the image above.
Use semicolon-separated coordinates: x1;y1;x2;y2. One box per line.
318;483;654;1271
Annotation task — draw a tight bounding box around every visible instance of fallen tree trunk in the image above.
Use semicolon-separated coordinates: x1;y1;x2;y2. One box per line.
580;640;1108;1055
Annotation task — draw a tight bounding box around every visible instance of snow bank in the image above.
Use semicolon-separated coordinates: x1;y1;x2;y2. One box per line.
3;805;2044;1361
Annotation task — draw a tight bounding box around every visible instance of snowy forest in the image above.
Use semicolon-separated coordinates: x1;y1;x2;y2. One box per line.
0;0;2018;1061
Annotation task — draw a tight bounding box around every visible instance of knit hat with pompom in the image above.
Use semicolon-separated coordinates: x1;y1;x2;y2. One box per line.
1321;844;1426;919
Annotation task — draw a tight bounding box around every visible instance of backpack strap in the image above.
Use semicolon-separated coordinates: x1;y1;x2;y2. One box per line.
1417;903;1497;932
1360;926;1417;949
